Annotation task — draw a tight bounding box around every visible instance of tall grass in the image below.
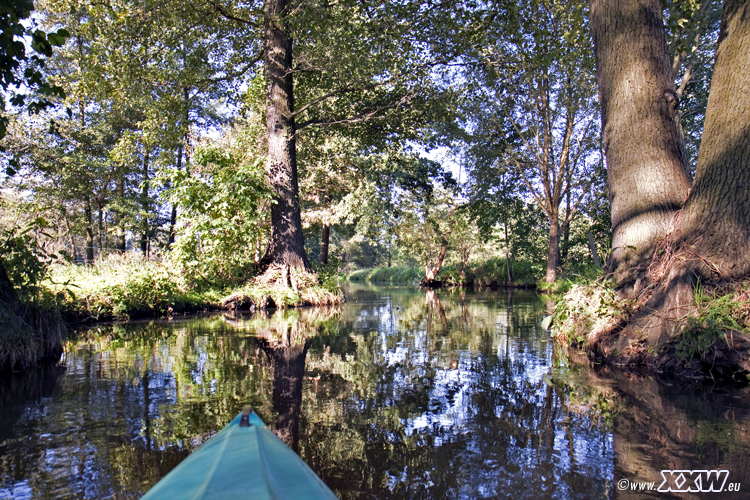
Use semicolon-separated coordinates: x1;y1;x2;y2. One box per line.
48;254;216;321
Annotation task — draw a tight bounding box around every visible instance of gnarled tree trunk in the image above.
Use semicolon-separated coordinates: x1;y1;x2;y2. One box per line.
589;0;750;372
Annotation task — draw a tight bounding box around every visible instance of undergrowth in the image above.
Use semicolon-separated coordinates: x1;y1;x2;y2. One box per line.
48;255;216;321
675;282;750;361
551;278;632;346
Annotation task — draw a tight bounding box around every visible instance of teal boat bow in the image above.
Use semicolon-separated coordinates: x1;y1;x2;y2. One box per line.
140;406;338;500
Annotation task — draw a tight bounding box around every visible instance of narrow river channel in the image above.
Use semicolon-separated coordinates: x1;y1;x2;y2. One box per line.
1;285;749;499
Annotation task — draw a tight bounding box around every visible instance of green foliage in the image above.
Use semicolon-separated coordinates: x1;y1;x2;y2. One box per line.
0;217;66;370
348;266;423;285
166;138;270;288
0;0;67;142
0;219;56;301
48;255;212;321
675;284;748;361
314;255;342;294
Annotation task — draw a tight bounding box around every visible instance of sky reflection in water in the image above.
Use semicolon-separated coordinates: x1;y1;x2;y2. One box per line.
1;285;749;499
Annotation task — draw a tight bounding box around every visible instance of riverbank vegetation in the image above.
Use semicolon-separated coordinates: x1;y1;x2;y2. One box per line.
2;0;750;380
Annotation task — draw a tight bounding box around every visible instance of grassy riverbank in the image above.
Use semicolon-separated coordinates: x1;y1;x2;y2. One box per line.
550;276;750;381
347;258;542;287
1;254;342;370
47;255;342;322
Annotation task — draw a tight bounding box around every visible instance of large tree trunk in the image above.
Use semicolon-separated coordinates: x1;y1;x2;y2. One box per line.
589;0;692;293
260;0;311;277
545;210;560;284
680;0;750;280
587;0;750;372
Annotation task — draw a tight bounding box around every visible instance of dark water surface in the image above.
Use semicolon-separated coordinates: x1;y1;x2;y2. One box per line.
1;285;749;499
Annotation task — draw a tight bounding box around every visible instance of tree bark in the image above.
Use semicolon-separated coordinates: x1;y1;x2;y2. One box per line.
319;223;330;267
84;201;95;264
167;144;183;250
680;0;750;280
588;0;750;370
114;176;126;252
423;243;447;285
140;152;150;257
260;0;311;275
589;0;692;292
545;210;560;284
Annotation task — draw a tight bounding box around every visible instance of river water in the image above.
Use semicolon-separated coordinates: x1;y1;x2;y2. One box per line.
1;285;749;499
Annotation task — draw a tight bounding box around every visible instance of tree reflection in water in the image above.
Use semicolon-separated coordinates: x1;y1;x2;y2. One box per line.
0;286;749;500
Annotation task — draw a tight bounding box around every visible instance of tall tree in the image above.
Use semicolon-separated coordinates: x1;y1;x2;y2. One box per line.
589;0;692;293
589;0;750;358
259;0;311;279
466;0;600;284
252;0;473;285
679;0;750;280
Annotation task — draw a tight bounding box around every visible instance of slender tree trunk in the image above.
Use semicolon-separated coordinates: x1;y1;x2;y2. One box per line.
115;177;126;252
561;187;571;262
504;222;513;285
97;201;104;257
319;223;330;267
64;213;78;261
589;0;692;293
545;211;560;284
140;152;150;257
167;145;183;250
167;116;187;250
84;201;95;264
260;0;311;276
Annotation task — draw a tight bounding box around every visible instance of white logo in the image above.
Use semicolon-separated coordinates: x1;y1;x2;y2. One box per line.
657;470;733;492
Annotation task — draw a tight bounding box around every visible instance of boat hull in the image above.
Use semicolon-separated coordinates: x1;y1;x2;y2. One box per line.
140;408;338;500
